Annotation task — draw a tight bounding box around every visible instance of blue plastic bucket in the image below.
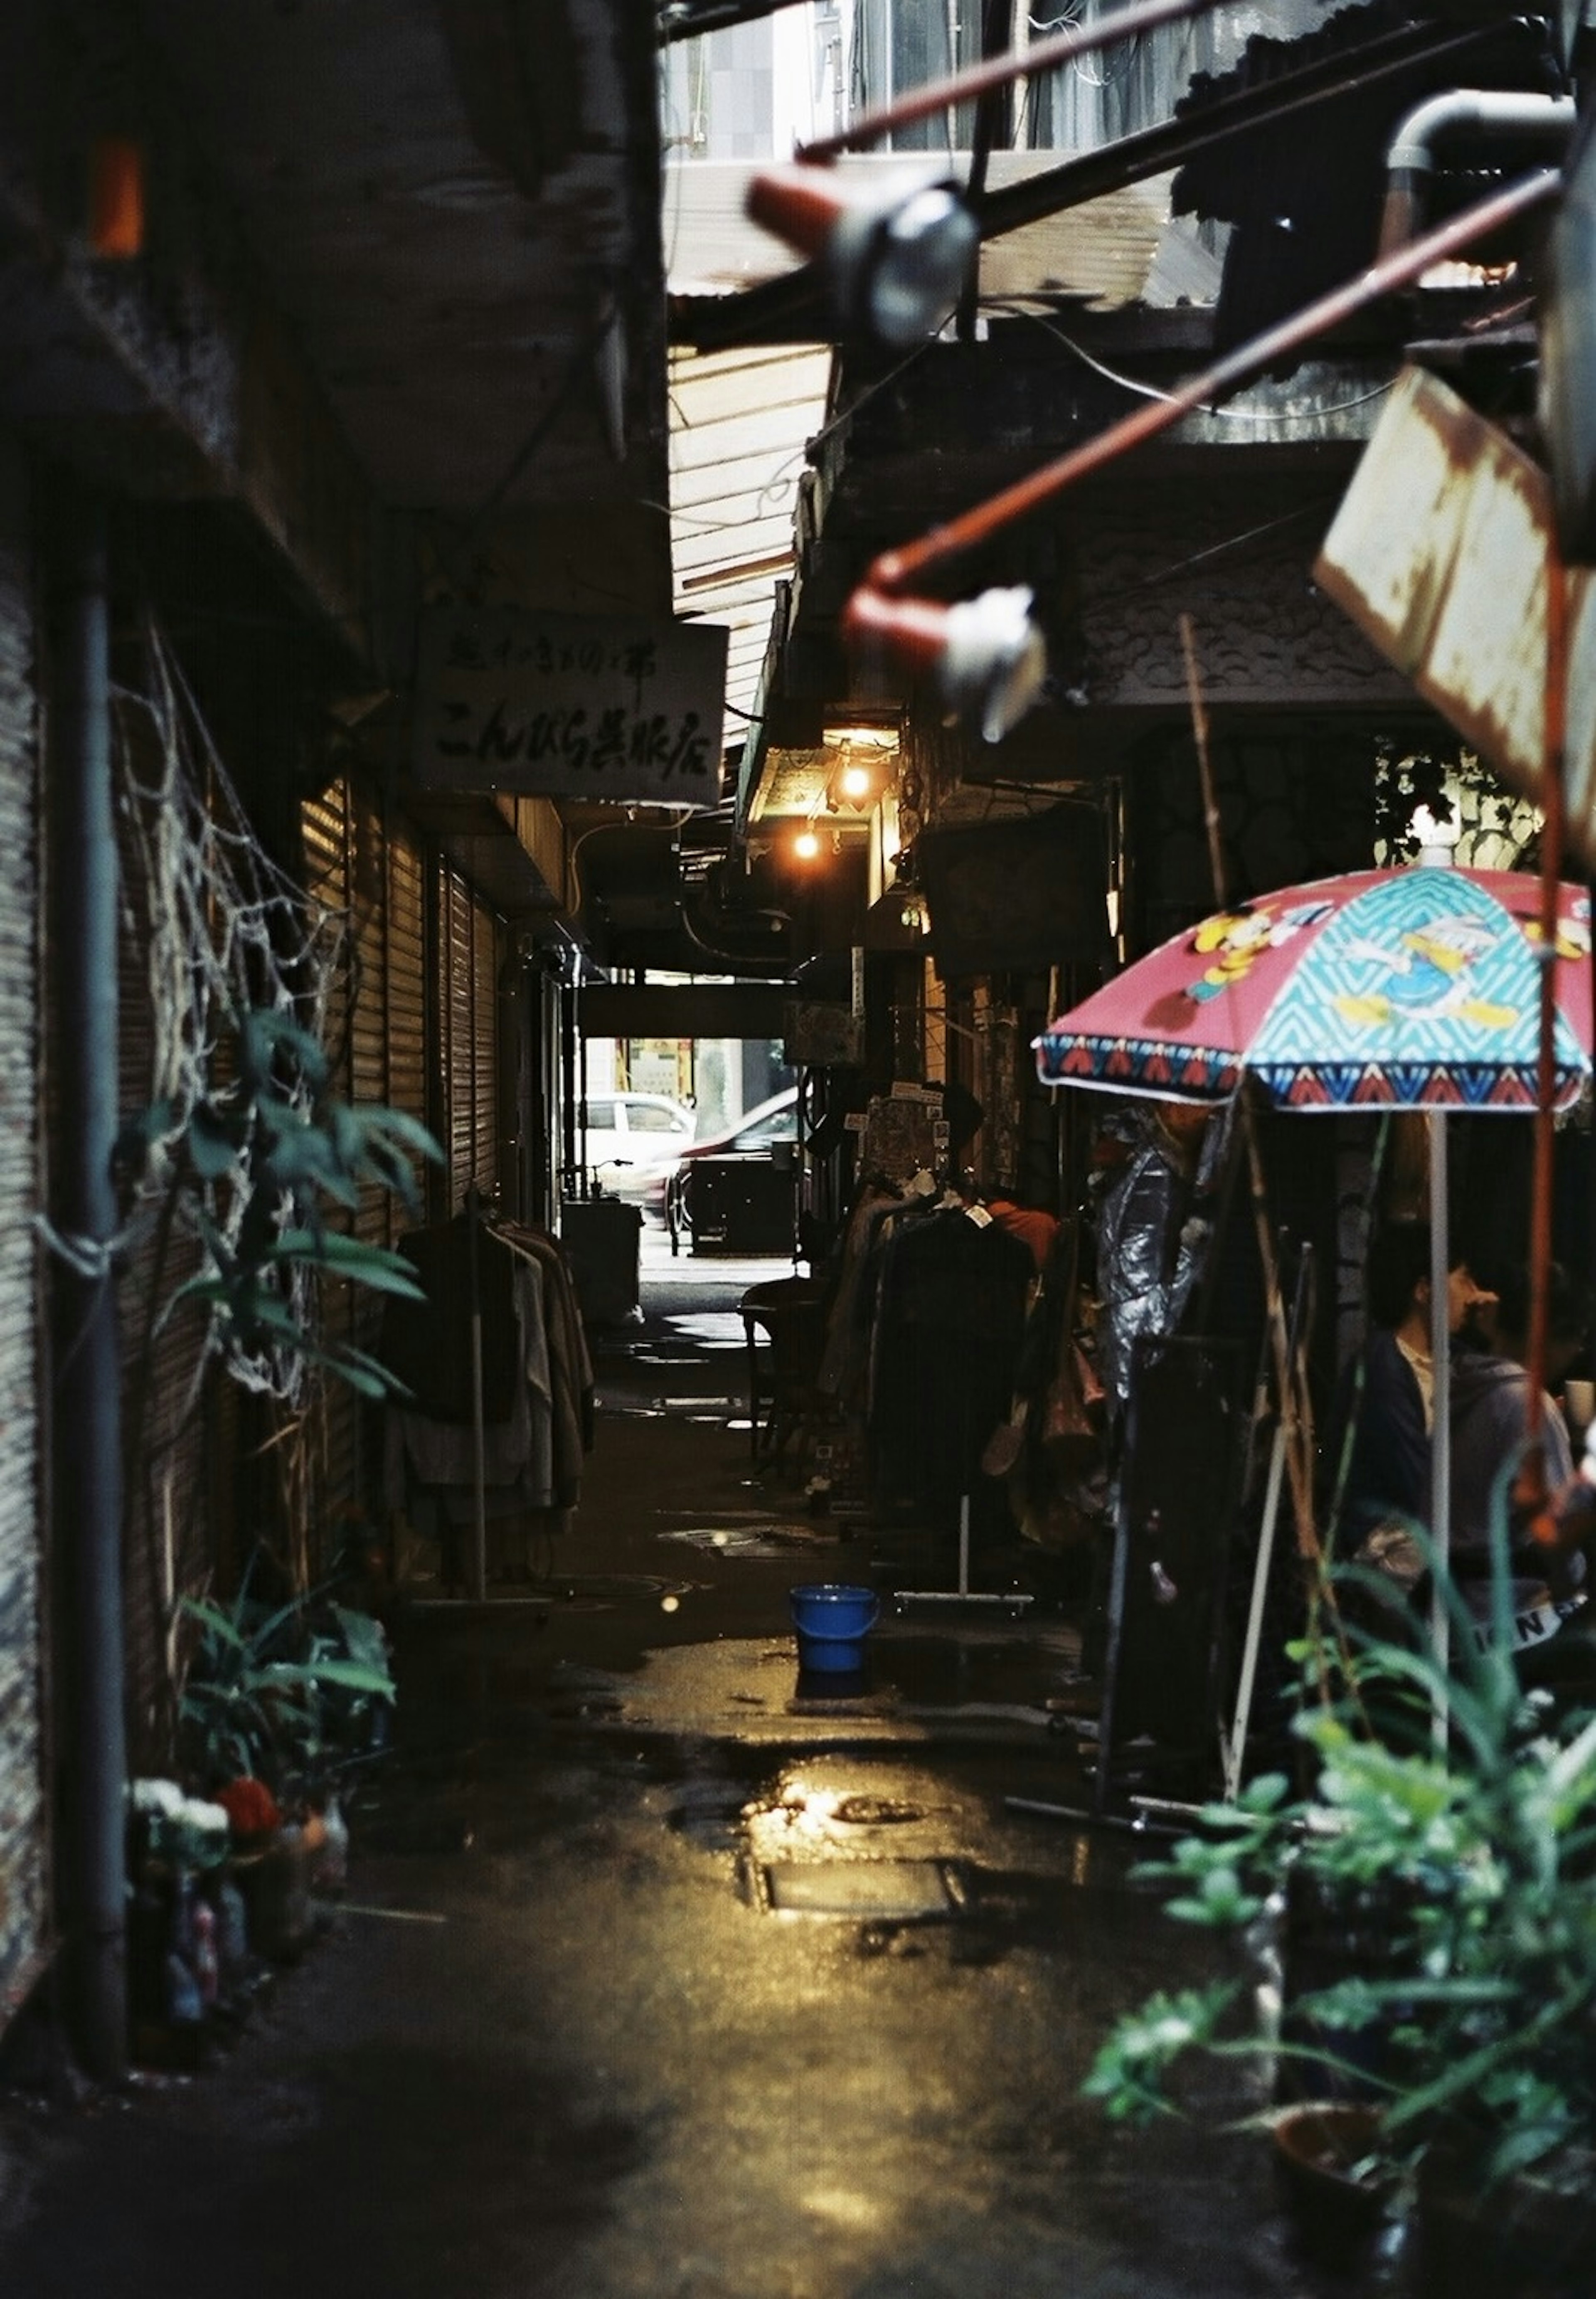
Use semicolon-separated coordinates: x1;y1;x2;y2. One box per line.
789;1583;880;1673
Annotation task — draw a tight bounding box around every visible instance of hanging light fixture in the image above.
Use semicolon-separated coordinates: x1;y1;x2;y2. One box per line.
745;163;978;348
843;585;1046;745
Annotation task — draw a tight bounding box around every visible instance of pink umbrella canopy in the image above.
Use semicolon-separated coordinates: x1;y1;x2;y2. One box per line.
1034;869;1594;1109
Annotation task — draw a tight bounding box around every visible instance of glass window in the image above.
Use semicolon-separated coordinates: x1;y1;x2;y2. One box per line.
631;1103;685;1133
735;1108;798;1149
581;1099;615;1131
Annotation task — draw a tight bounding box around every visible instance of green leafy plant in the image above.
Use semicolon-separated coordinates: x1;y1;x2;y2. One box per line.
141;1006;443;1400
178;1553;396;1802
1085;1518;1596;2230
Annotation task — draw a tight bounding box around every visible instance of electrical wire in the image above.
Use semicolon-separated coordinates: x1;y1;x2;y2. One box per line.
749;338;927;513
993;303;1399;425
1089;498;1339;608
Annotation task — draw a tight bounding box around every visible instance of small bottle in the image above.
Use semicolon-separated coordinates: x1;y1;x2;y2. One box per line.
191;1900;219;2010
316;1795;349;1896
170;1870;198;1960
214;1874;249;1979
164;1947;202;2028
276;1821;312;1955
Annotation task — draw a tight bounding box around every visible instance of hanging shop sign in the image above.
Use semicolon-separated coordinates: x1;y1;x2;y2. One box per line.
412;606;727;806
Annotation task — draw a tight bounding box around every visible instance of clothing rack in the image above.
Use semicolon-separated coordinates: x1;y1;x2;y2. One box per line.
892;1490;1034;1616
382;1193;593;1602
882;1194;1035;1619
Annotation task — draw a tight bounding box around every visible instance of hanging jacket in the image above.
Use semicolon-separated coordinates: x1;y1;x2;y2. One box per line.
1449;1349;1574;1562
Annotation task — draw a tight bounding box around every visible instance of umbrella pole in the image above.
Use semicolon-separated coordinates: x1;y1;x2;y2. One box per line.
1429;1113;1451;1742
1223;1246;1313;1801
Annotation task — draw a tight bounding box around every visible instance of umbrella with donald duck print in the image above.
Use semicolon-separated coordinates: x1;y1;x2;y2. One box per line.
1035;866;1591;1115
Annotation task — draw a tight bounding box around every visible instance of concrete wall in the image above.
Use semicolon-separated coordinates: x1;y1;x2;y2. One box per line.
0;437;45;2033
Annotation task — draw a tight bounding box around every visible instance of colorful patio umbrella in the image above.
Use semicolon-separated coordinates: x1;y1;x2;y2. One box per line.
1034;867;1592;1111
1034;864;1596;1771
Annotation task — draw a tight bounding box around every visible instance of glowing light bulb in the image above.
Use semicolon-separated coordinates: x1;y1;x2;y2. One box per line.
794;828;821;860
838;762;872;801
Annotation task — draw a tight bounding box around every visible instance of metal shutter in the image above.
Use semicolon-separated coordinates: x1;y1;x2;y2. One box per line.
471;899;500;1200
299;777;367;1553
298;779;436;1565
436;860;503;1211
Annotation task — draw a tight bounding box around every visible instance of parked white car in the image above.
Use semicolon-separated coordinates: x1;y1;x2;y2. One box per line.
579;1091;697;1197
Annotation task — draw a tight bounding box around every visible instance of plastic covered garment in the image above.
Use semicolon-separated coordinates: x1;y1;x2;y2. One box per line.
1094;1106;1227;1416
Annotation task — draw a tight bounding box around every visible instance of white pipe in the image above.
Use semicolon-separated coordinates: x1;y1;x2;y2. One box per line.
1387;89;1577;177
1226;1405;1288;1803
1380;91;1576;257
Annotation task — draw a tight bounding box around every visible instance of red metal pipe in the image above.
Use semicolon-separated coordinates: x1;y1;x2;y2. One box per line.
860;167;1562;600
798;0;1219;162
1523;543;1569;1533
746;165;855;259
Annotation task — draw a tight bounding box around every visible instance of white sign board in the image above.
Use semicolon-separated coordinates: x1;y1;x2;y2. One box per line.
1315;363;1596;871
412;606;727;806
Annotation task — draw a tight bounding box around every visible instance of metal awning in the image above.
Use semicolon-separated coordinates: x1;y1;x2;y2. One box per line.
669;340;834;733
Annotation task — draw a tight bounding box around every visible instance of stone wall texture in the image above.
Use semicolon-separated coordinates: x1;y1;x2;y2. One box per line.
0;441;44;2035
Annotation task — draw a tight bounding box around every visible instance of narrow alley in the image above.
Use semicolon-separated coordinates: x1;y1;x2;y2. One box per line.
0;1238;1334;2299
7;6;1596;2293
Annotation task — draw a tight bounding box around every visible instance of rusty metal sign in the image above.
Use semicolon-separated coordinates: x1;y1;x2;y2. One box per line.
412;605;726;806
1315;363;1596;863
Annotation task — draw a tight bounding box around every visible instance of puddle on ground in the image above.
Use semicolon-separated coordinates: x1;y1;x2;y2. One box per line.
832;1793;926;1826
667;1753;1097;1957
863;1634;1065;1712
761;1859;960;1919
657;1521;840;1558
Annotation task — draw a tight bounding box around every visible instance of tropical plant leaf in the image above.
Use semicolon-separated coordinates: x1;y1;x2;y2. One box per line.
266;1230;426;1298
179;1596;248;1651
361;1105;446;1166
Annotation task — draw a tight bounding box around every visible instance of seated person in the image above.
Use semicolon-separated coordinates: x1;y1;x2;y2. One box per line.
1326;1221;1494;1561
1451;1259;1589;1593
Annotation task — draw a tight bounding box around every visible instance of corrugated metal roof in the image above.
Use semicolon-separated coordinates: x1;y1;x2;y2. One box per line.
669;340;833;733
663;154;1177;310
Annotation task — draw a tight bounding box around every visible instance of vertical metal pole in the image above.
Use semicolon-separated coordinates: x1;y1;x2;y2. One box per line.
48;483;127;2080
1094;1491;1132;1817
1429;1112;1451;1729
559;971;578;1201
464;1184;487;1602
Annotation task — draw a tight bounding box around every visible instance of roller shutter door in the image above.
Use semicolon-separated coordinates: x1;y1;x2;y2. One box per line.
300;778;434;1556
436;860;503;1212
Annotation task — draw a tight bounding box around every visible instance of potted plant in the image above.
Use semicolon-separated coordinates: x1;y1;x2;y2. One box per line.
1083;1519;1596;2286
177;1551;395;1954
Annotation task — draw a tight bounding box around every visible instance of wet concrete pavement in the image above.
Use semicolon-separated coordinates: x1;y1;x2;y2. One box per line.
0;1234;1361;2298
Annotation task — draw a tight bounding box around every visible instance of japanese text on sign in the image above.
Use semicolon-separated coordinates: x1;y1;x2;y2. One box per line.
413;606;727;806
